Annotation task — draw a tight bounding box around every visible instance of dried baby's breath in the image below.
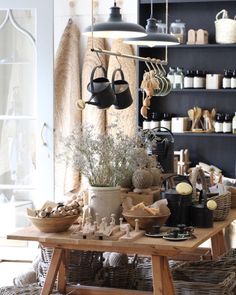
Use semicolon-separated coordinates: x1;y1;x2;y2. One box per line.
61;125;150;187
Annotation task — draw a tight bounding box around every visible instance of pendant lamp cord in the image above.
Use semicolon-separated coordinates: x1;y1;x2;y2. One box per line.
91;0;94;49
150;0;153;19
165;0;168;63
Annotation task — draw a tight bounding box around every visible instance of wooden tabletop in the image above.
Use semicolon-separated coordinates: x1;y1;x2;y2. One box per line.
7;209;236;257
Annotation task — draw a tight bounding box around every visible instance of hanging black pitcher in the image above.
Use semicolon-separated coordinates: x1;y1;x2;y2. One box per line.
144;127;174;173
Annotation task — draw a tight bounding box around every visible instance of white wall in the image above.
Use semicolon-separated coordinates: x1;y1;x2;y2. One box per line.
54;0;138;59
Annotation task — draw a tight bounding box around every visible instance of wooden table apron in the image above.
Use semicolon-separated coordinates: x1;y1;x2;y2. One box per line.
7;209;236;295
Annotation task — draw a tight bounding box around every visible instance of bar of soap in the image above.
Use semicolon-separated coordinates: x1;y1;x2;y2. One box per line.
176;182;193;195
207;200;217;210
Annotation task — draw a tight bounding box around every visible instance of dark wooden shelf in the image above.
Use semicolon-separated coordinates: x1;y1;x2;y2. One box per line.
139;44;236;49
171;89;236;93
151;131;236;137
141;0;235;3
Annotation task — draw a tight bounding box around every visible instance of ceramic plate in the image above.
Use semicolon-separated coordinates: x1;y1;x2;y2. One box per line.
162;234;191;241
145;231;168;238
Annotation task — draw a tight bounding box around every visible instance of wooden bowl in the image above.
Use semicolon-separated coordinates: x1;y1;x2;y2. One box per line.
28;215;79;233
122;212;170;230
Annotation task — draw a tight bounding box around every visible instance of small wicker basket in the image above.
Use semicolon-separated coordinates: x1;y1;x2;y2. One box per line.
215;10;236;44
210;192;231;221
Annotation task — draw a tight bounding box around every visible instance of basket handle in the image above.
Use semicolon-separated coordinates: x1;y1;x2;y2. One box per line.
216;9;228;20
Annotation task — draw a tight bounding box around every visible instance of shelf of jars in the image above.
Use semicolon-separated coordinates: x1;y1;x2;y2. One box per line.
144;131;236;137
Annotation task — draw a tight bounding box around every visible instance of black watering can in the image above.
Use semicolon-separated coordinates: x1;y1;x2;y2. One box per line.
144;127;174;173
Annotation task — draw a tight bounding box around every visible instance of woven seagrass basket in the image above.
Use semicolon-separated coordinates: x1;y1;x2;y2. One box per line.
210;192;231;221
172;268;235;295
38;246;103;287
95;255;137;289
176;258;236;273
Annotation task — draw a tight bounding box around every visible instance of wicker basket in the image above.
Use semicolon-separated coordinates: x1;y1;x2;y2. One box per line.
227;187;236;208
133;256;182;291
215;10;236;44
220;248;236;259
172;268;236;295
176;258;236;273
38;246;103;287
95;255;137;289
210;192;231;221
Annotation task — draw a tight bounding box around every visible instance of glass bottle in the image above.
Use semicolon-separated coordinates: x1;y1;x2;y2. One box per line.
167;67;175;88
215;113;223;133
174;67;184;89
232;112;236;134
231;70;236;89
222;70;232;89
150;112;160;129
160;113;171;130
193;70;206;89
156;20;166;34
223;113;232;133
184;70;194;88
169;19;186;43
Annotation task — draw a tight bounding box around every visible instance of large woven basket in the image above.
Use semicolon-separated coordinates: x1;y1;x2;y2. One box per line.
95;255;137;289
38;246;103;287
210;192;231;221
133;256;182;291
176;258;236;273
172;268;235;295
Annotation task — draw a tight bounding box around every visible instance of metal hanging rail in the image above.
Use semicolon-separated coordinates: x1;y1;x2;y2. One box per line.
91;47;167;65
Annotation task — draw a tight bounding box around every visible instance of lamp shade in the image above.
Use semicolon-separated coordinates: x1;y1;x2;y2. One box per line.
83;4;147;39
124;18;179;47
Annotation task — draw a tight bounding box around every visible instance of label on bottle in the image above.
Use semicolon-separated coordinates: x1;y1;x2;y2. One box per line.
232;116;236;134
222;78;231;89
150;121;160;129
143;121;151;129
223;122;232;133
215;122;223;133
174;75;183;89
160;120;171;130
184;76;193;88
193;77;205;88
167;74;174;86
231;78;236;89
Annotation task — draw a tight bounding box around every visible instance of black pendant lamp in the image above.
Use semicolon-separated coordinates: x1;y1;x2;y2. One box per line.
124;0;179;46
83;1;147;39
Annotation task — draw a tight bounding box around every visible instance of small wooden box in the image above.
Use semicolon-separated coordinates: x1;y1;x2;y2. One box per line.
121;189;161;206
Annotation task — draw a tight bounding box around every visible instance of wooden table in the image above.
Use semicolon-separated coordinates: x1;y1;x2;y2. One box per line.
7;209;236;295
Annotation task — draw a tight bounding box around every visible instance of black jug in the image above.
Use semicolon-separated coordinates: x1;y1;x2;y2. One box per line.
144;127;174;173
161;175;192;226
112;68;133;109
191;190;213;228
87;65;115;109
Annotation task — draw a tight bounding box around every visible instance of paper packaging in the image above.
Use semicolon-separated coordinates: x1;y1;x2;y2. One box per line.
206;74;222;89
171;117;190;133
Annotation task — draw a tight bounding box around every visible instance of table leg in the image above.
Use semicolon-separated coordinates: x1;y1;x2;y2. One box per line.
58;249;67;293
41;248;64;295
211;230;227;258
151;255;175;295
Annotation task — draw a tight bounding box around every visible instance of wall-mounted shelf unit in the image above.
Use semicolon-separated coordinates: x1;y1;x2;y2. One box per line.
138;0;236;178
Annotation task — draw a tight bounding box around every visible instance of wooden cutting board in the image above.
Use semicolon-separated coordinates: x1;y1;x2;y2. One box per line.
106;39;137;137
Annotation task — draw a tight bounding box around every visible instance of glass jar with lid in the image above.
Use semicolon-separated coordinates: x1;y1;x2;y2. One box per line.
170;19;186;43
156;20;166;34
